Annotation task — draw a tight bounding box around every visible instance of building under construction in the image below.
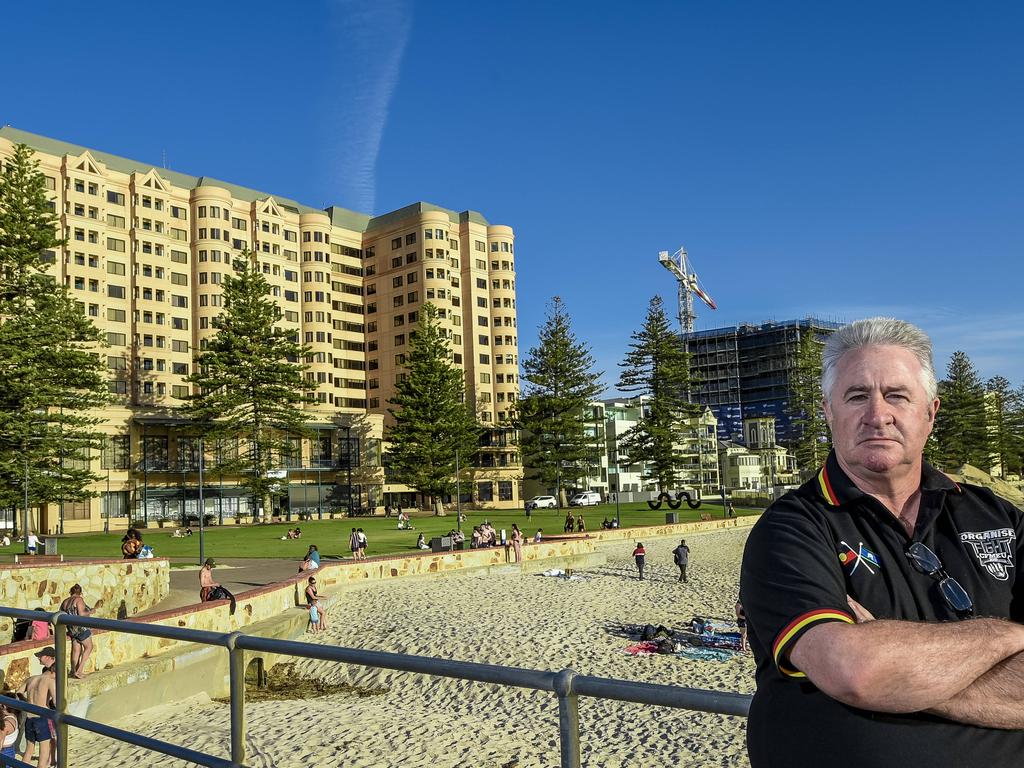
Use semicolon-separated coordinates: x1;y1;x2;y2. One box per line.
686;318;842;445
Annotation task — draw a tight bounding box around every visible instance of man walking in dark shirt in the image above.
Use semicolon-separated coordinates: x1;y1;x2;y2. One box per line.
672;539;690;583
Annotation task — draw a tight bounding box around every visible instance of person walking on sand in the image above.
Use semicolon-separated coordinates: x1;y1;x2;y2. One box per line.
672;539;691;583
59;584;93;679
17;647;56;767
510;524;524;563
632;542;646;580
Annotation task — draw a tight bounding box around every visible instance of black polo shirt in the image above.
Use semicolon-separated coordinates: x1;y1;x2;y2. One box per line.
740;451;1024;767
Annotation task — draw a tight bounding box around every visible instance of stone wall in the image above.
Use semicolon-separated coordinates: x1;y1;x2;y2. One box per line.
579;513;760;545
0;558;169;643
0;537;598;693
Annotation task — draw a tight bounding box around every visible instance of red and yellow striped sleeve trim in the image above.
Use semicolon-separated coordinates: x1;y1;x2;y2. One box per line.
818;465;839;506
773;608;854;678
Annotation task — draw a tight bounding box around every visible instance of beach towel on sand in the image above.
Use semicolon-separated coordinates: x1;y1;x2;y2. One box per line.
677;647;736;662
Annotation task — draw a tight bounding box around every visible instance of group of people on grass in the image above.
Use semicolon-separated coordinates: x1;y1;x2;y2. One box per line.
471;521;500;548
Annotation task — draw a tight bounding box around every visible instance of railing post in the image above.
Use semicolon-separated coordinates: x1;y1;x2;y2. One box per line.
53;612;69;768
226;632;246;767
554;668;580;768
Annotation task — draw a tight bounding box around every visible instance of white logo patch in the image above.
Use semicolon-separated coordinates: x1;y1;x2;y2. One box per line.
960;528;1016;581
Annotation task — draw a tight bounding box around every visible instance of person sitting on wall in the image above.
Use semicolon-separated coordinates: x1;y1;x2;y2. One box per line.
121;528;142;559
471;526;483;548
199;558;220;602
299;544;320;572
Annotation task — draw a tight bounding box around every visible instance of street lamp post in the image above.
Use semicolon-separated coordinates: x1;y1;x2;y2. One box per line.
455;448;462;534
22;454;30;554
198;436;205;565
344;424;354;518
104;466;110;534
719;445;728;518
316;427;323;520
612;450;621;529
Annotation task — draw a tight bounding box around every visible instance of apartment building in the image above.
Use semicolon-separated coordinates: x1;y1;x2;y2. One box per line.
522;397;720;500
0;126;522;533
686;317;841;444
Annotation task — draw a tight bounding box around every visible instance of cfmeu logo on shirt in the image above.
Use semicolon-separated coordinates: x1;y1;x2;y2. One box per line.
838;541;881;575
960;528;1016;581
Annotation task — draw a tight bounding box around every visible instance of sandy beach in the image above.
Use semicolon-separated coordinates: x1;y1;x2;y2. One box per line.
72;526;755;767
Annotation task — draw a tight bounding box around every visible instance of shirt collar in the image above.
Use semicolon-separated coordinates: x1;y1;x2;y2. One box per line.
815;450;960;508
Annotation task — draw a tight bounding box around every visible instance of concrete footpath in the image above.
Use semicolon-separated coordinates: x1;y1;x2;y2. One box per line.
142;557;344;614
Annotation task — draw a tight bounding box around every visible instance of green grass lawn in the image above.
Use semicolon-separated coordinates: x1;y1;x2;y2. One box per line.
2;502;760;563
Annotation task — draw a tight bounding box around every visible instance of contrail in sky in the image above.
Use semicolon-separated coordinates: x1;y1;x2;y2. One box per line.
324;0;413;214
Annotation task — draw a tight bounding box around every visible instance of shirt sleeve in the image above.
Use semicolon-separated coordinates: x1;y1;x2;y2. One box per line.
740;499;854;678
1002;496;1024;623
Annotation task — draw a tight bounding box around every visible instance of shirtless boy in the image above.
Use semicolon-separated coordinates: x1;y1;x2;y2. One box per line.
17;646;57;767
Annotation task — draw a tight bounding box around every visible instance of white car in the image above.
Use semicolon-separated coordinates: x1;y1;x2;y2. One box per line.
569;491;601;507
527;495;557;509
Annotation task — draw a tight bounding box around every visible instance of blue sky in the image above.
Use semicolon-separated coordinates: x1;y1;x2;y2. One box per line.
3;0;1022;391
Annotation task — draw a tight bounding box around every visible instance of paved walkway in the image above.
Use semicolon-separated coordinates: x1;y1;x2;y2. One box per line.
141;557;341;615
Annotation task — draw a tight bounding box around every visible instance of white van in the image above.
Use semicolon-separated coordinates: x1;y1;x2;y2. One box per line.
569;491;601;507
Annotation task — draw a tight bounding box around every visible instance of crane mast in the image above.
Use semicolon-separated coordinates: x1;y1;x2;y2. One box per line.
657;246;717;336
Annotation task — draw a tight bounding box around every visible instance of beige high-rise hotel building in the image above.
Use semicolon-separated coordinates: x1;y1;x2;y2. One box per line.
0;126;522;534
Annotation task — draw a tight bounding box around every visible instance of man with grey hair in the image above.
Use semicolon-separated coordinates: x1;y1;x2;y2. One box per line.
741;317;1024;766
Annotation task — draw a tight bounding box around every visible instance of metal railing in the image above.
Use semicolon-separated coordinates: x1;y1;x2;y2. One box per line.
0;606;751;768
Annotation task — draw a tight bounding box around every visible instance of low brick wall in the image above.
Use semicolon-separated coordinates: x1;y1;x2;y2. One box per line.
578;513;761;545
0;537;597;692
